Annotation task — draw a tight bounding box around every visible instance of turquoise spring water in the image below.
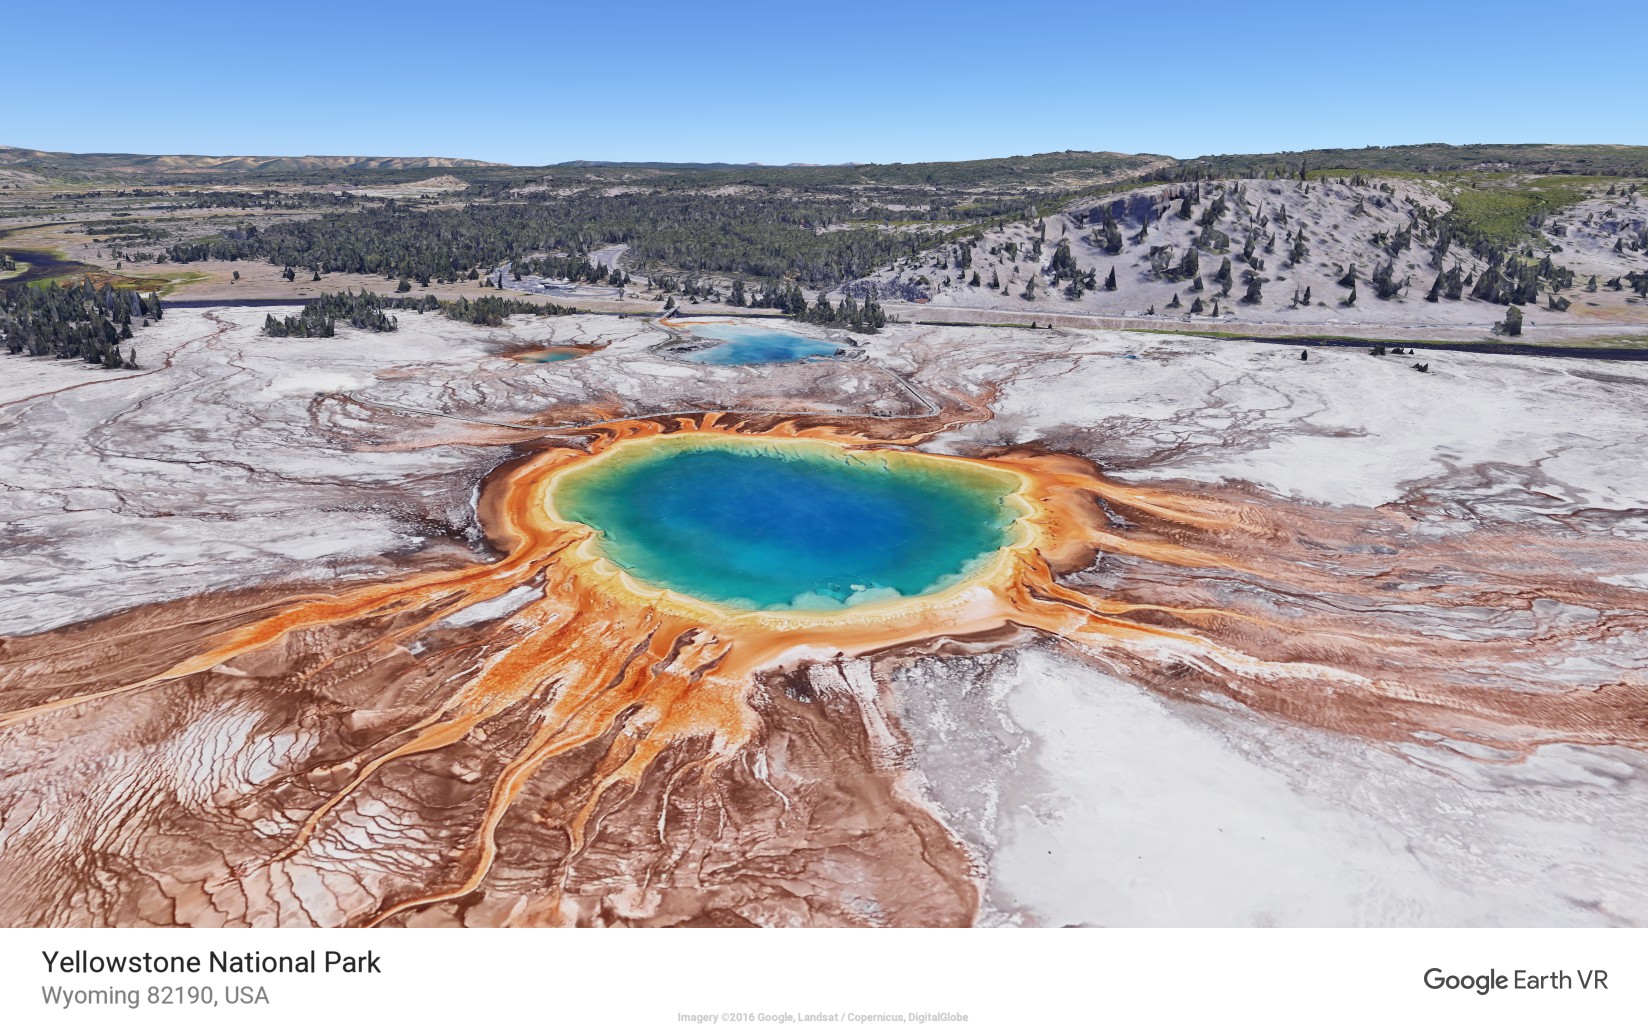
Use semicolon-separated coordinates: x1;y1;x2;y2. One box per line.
552;438;1024;611
515;349;583;363
678;324;840;365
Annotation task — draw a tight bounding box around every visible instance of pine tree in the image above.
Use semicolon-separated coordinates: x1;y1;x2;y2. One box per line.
1104;266;1117;291
1050;239;1077;280
1372;262;1401;300
1099;209;1124;254
1443;264;1464;300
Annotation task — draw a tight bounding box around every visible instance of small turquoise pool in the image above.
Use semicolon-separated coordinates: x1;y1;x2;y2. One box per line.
677;324;840;365
551;436;1024;611
513;347;586;364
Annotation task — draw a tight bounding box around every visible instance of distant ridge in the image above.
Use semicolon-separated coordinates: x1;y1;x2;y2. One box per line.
554;160;855;169
0;145;504;175
6;142;1643;186
1178;142;1648;178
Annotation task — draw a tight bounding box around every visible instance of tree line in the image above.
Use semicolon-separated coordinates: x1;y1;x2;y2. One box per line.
263;290;574;338
508;253;626;287
1;280;160;367
733;280;889;332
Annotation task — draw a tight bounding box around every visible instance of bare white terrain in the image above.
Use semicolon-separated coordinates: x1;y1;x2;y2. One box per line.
3;308;1646;926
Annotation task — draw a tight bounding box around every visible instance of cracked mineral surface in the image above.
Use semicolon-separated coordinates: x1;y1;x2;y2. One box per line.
3;307;1646;927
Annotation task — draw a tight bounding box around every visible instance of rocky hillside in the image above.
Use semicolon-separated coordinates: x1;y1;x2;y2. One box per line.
849;173;1648;333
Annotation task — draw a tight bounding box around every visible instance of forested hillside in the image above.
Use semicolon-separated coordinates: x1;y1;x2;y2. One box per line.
164;192;948;288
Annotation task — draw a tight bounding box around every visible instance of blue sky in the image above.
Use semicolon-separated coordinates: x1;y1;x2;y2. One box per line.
8;0;1641;164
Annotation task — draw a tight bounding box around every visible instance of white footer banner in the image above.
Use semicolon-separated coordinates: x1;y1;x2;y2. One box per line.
1;928;1638;1026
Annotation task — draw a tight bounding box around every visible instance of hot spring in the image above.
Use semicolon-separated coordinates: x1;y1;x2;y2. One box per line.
676;324;841;365
548;434;1028;611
